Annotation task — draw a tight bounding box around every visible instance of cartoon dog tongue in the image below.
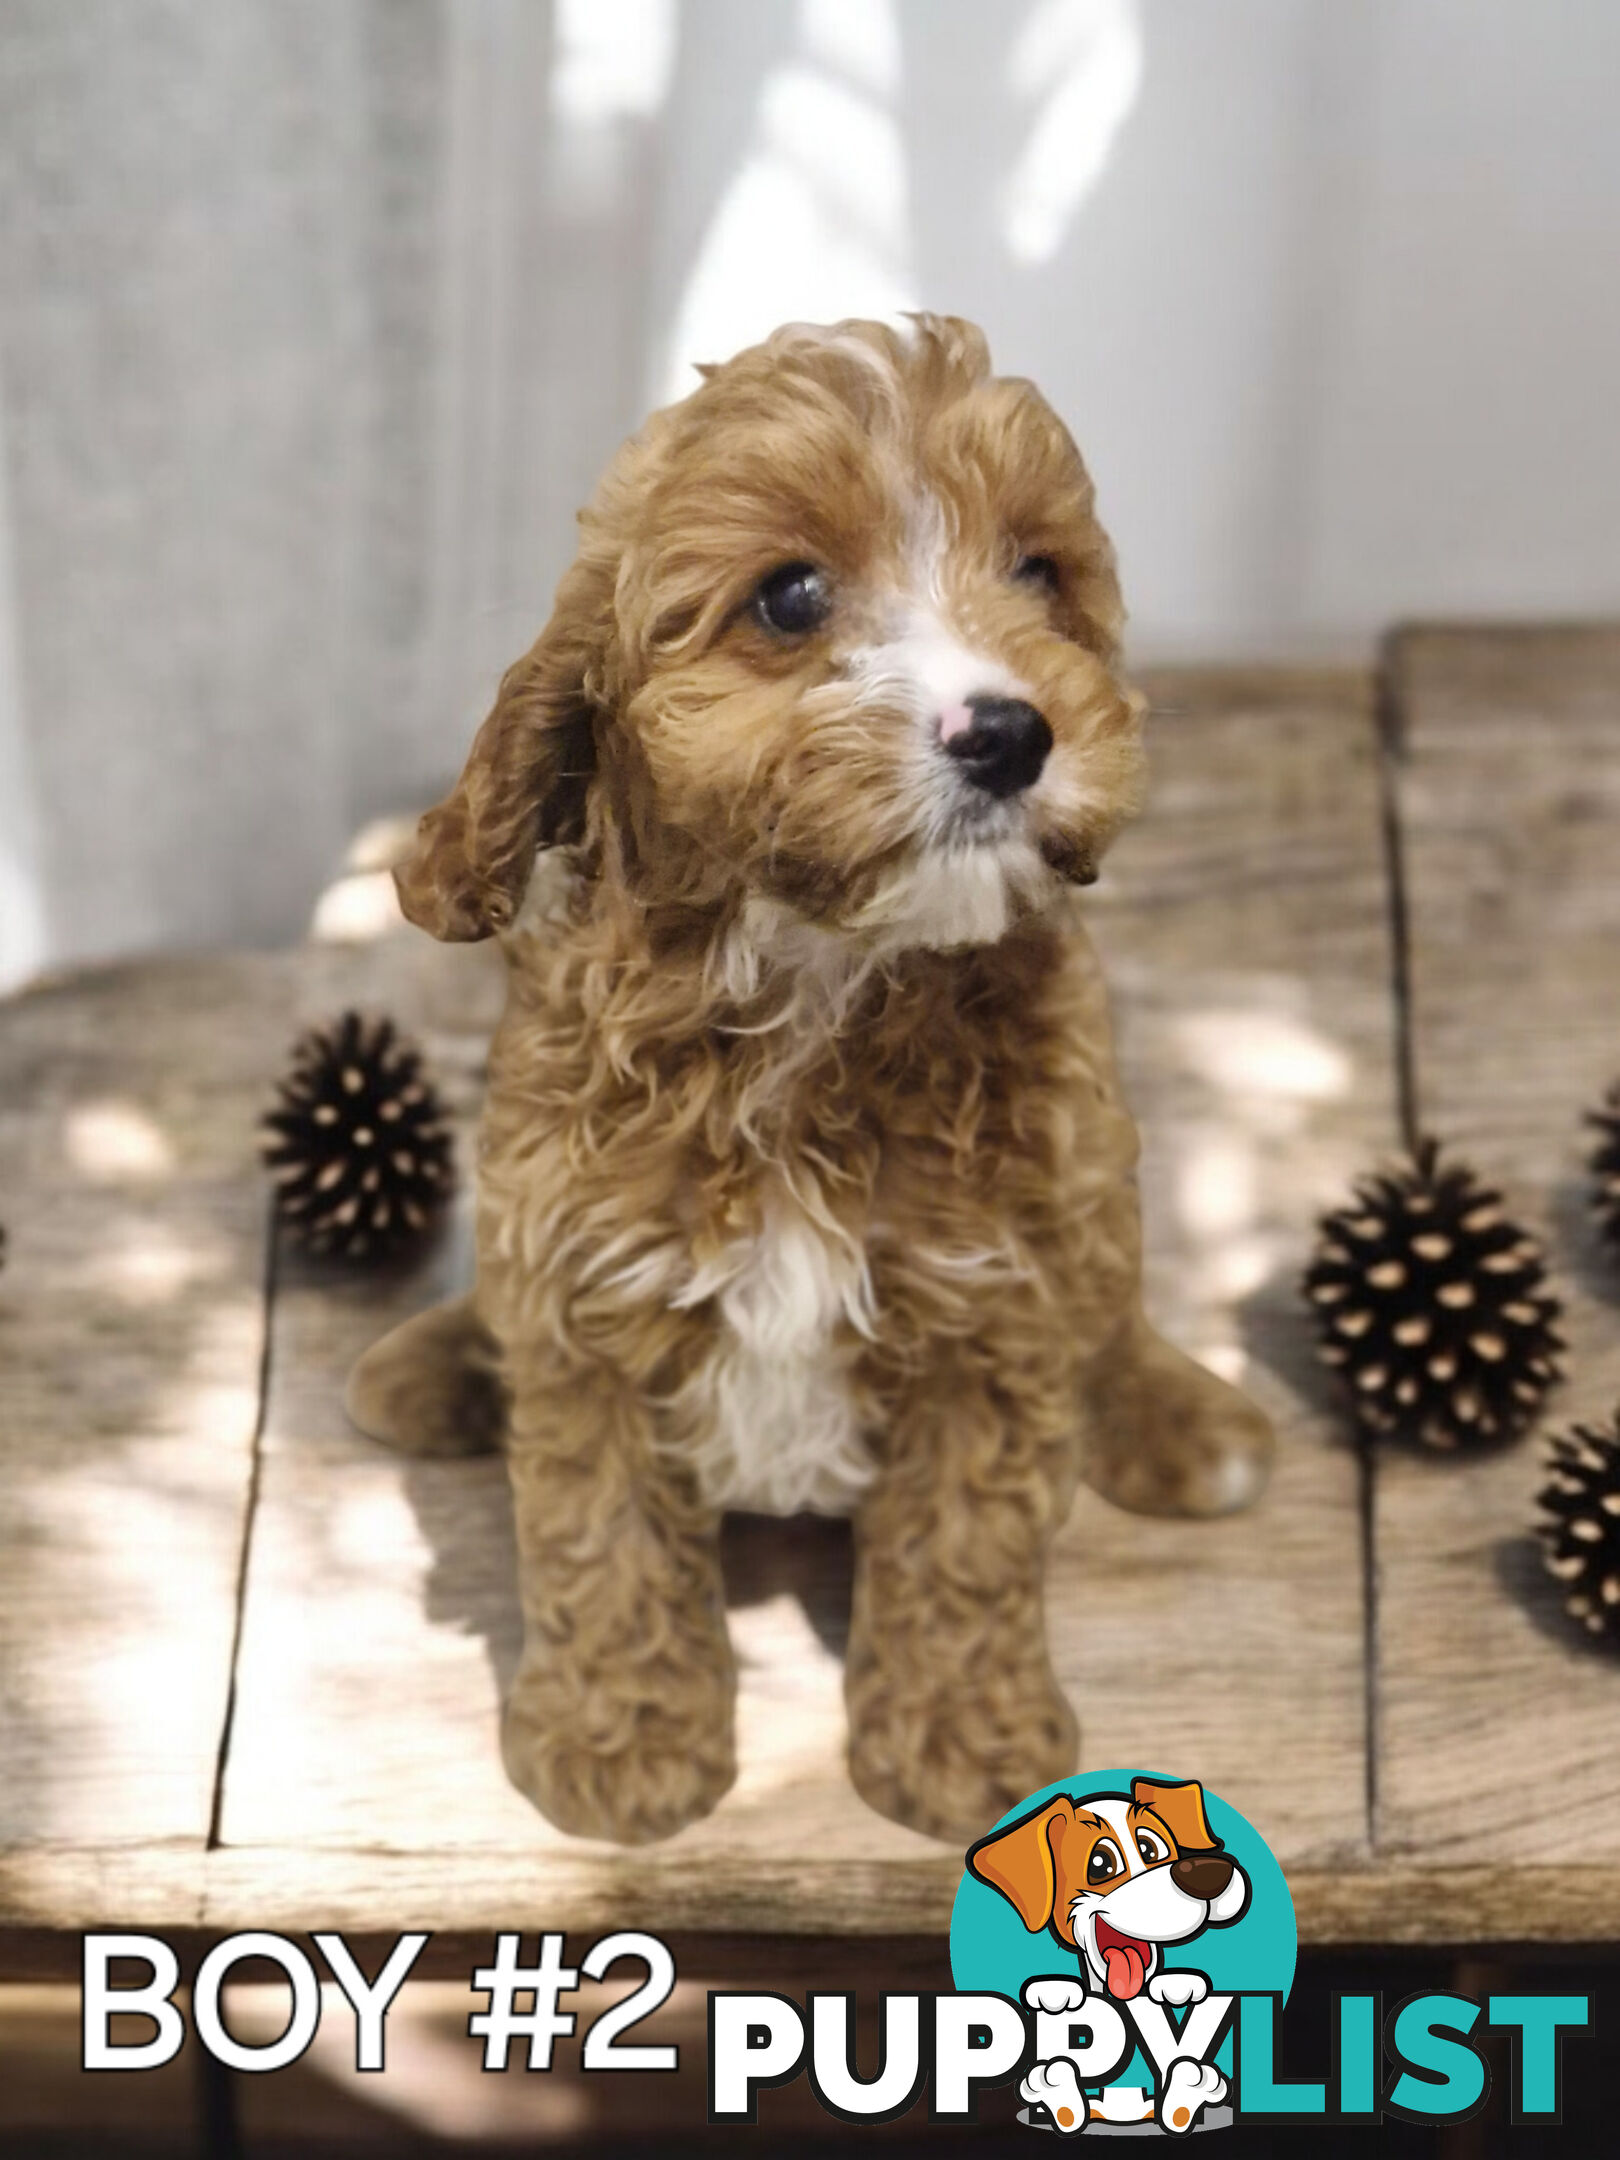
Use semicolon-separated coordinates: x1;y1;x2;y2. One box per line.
1101;1935;1148;1999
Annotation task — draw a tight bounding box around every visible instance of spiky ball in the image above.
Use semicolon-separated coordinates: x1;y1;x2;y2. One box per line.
1538;1412;1620;1642
1303;1138;1563;1451
1588;1081;1620;1253
260;1011;454;1260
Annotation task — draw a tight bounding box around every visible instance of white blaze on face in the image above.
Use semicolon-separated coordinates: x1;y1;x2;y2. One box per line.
854;602;1027;725
834;491;1050;949
845;490;1032;731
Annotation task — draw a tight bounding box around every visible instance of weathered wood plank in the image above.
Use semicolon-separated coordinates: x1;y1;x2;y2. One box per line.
1377;626;1620;1868
11;1839;1620;1946
214;669;1383;1928
0;955;286;1887
1058;670;1388;1868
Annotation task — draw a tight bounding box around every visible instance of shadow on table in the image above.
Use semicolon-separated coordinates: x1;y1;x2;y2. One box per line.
1548;1171;1620;1313
1234;1257;1359;1442
400;1466;857;1709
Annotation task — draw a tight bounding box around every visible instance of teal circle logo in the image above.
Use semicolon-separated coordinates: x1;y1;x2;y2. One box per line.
950;1769;1295;2134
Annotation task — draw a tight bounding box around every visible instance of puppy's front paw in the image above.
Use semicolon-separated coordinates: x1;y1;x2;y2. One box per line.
847;1669;1078;1844
1021;2058;1090;2134
1147;1969;1208;2008
503;1658;735;1845
1159;2058;1226;2134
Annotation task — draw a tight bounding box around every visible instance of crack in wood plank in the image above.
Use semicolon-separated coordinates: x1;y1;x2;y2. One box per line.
206;1208;280;1852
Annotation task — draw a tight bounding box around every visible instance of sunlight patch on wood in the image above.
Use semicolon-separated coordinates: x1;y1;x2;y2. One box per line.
62;1100;174;1180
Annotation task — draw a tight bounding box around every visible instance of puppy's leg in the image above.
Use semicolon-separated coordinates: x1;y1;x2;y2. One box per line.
845;1358;1079;1844
502;1353;736;1845
344;1295;506;1457
1078;1184;1273;1516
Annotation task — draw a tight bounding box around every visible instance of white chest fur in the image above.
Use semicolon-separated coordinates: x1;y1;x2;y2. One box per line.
673;1190;875;1516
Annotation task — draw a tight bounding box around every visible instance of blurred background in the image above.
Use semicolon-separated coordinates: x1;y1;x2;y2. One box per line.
1;0;1617;990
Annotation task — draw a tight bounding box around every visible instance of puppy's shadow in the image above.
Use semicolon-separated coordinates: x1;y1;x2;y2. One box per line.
720;1511;854;1660
402;1460;855;1707
401;1448;526;1699
1232;1258;1358;1446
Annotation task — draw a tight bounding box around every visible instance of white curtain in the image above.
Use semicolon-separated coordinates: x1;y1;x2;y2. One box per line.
3;0;1618;986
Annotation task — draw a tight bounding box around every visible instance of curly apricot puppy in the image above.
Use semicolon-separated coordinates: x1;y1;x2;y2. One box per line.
347;316;1274;1847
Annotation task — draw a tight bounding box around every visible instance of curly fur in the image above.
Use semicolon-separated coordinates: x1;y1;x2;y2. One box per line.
348;316;1274;1846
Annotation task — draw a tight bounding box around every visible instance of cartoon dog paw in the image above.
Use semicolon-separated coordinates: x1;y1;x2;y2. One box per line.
1147;1969;1209;2008
1023;1975;1089;2013
1021;2057;1090;2135
1159;2058;1226;2135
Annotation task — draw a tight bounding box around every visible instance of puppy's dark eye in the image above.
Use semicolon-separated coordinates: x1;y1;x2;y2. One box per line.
1135;1830;1169;1865
1013;553;1061;593
1086;1839;1123;1885
753;562;832;636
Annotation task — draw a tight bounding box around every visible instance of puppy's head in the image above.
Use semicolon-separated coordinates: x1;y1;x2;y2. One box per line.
397;315;1142;955
967;1778;1250;2001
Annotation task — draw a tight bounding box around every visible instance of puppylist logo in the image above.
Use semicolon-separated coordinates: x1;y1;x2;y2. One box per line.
952;1771;1279;2133
702;1767;1597;2131
946;1768;1593;2135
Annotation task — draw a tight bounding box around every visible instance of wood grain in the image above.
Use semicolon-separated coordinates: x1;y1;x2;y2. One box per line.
1058;668;1386;1868
0;955;285;1866
1376;626;1620;1866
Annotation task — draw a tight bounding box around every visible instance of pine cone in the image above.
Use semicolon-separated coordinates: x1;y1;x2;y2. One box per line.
1303;1138;1563;1451
1588;1080;1620;1252
260;1011;454;1260
1538;1412;1620;1642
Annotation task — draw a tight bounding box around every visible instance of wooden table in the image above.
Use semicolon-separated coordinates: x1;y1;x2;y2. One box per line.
4;627;1619;1965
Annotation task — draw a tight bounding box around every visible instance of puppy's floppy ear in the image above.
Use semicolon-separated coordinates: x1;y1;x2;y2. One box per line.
395;552;609;942
1132;1776;1221;1854
967;1797;1075;1933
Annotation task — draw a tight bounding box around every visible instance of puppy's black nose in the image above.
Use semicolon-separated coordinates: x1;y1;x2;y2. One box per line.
1171;1853;1234;1901
942;695;1052;798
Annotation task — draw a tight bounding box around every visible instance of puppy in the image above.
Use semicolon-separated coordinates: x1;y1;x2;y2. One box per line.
968;1776;1250;2003
347;316;1273;1847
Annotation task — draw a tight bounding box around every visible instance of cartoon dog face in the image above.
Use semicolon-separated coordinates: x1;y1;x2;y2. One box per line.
967;1778;1250;2001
